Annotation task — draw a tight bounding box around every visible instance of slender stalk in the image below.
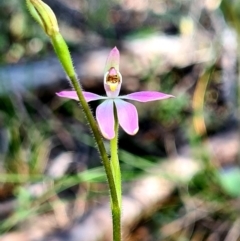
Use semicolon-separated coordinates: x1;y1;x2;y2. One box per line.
112;204;121;241
110;108;121;205
110;108;122;241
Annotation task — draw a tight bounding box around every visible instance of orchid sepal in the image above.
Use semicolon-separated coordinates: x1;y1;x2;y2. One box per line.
120;91;174;102
114;99;139;136
56;91;107;102
104;47;120;72
96;99;115;139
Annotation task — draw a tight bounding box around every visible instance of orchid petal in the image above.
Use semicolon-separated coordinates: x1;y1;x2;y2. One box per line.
114;99;139;136
56;91;106;102
119;91;174;102
96;99;115;139
104;47;120;72
120;91;174;102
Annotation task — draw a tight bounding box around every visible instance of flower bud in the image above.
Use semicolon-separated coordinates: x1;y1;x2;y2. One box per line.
27;0;75;77
26;0;59;37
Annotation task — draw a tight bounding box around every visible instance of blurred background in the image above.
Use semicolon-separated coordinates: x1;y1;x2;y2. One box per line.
0;0;240;240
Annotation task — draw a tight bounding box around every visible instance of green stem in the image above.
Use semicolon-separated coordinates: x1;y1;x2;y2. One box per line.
110;108;122;241
111;109;121;205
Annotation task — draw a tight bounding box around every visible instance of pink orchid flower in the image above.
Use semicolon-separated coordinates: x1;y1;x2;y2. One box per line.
57;47;174;139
